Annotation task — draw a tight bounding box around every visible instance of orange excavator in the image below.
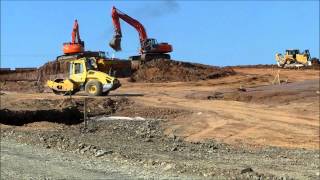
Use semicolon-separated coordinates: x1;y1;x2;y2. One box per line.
59;19;108;60
63;20;85;54
109;6;173;61
57;19;132;78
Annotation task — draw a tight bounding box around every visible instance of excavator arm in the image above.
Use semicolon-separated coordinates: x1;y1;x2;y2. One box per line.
71;20;83;45
109;6;147;51
63;20;84;54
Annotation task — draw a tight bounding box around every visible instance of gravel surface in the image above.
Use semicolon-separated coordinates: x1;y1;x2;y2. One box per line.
1;139;195;179
1;118;319;179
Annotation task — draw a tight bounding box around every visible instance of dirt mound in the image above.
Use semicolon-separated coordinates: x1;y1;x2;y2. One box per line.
0;60;69;92
0;61;68;83
130;59;236;82
38;60;69;81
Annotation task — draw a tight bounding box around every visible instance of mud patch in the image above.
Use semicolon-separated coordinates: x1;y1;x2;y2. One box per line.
130;59;236;82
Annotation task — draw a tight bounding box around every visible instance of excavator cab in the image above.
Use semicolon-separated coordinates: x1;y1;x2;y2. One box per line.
143;38;158;51
142;38;172;54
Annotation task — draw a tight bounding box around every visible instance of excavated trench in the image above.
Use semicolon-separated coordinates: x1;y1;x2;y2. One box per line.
0;96;129;126
0;107;83;126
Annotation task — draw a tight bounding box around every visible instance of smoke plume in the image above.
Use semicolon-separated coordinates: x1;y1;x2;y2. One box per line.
133;0;180;18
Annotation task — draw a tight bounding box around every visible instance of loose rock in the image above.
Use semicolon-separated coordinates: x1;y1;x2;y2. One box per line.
95;149;113;157
241;167;253;174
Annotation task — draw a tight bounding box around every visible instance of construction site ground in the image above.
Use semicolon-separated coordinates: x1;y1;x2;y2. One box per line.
1;67;319;179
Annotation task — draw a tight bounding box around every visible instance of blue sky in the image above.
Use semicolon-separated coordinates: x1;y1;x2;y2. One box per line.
1;0;319;68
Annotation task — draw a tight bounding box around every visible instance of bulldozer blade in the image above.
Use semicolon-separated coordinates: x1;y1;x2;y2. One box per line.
109;37;121;51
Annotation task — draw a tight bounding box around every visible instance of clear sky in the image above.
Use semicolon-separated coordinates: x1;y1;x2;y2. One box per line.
1;0;319;68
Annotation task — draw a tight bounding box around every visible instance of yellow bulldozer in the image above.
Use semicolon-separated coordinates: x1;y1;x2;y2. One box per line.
47;57;121;96
275;49;312;68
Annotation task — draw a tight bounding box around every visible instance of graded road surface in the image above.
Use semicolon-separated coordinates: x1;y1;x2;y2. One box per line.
116;68;320;149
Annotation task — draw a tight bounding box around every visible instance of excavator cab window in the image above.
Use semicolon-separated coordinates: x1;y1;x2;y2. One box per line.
144;39;158;50
149;39;157;46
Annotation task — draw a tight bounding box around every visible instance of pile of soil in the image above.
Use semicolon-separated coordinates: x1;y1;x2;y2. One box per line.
0;60;68;83
130;59;236;82
38;60;69;81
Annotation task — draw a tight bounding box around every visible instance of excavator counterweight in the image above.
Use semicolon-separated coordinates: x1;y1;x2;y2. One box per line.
63;20;85;54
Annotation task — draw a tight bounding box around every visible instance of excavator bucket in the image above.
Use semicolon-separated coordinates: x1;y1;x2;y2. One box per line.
109;36;122;51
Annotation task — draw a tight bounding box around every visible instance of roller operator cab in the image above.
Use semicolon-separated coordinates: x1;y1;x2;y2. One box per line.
47;57;121;96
